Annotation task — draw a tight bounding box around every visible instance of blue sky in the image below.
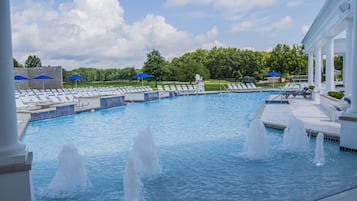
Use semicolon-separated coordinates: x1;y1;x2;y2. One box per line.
10;0;325;69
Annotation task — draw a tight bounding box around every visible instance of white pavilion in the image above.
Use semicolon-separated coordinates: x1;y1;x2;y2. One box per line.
302;0;357;152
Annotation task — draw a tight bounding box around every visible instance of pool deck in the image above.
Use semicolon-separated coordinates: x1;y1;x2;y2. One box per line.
259;95;340;140
17;112;31;139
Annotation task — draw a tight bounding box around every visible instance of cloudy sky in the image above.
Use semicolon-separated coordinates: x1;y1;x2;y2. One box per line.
11;0;325;70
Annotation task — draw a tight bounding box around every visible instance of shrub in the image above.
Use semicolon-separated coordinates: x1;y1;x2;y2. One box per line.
328;91;344;99
243;76;256;84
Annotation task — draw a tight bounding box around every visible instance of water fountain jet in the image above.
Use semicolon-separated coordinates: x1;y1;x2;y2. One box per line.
123;152;144;201
132;127;162;178
283;116;309;152
244;119;268;159
314;133;325;166
48;144;89;192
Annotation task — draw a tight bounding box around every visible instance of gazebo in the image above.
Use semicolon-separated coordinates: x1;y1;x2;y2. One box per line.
302;0;357;151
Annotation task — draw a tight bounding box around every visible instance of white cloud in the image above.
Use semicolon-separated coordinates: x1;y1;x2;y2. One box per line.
196;26;219;42
260;16;293;32
163;0;212;7
286;0;304;8
186;11;213;18
231;16;292;34
12;0;220;69
213;0;276;10
164;0;276;10
231;20;254;32
301;24;310;34
163;0;190;7
162;0;277;16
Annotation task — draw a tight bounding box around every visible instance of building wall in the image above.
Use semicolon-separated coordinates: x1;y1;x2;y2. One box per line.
14;66;63;90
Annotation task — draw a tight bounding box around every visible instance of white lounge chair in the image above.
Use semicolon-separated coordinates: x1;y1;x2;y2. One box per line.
170;85;177;91
157;85;163;91
175;85;183;91
163;85;171;91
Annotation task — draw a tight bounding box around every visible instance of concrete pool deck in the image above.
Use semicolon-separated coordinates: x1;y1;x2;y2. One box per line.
260;95;340;140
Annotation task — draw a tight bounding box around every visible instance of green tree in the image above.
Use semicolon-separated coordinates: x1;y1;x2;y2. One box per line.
205;47;227;79
334;56;343;71
266;44;307;76
170;53;210;83
25;55;42;68
334;56;343;80
204;47;264;80
266;44;286;74
142;49;166;85
120;67;137;80
13;58;23;67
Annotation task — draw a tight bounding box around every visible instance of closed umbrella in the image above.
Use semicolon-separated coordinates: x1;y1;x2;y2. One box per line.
33;75;53;90
133;72;153;86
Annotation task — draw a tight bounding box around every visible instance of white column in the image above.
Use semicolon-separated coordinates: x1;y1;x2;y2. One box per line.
345;18;353;96
308;52;314;86
0;1;33;200
325;37;335;91
340;4;357;152
0;0;25;156
348;10;357;113
314;47;322;90
343;53;346;89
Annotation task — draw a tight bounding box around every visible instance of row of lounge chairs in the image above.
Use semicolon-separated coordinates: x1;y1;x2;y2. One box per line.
15;86;153;111
157;84;197;93
279;83;312;99
227;83;260;91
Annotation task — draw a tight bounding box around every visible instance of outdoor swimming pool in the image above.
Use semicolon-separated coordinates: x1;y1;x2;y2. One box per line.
22;92;357;201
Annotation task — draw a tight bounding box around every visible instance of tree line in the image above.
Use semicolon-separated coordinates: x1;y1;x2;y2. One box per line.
142;44;309;83
13;43;344;83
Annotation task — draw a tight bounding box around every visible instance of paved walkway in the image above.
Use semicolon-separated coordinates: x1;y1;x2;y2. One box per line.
16;112;31;139
260;95;340;139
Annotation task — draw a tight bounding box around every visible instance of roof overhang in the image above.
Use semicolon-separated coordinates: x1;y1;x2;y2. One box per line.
302;0;353;53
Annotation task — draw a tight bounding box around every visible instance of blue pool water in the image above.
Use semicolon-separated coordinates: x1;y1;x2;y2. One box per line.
22;92;357;201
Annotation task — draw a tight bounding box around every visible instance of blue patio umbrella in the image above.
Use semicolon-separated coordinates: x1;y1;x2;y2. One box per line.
14;75;30;90
133;72;153;79
65;74;85;81
33;75;53;80
14;75;30;80
33;75;54;90
133;72;153;86
264;71;282;88
265;71;282;77
65;74;85;88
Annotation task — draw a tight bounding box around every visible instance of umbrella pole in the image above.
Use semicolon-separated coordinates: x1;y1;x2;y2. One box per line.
142;77;143;86
76;80;78;88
